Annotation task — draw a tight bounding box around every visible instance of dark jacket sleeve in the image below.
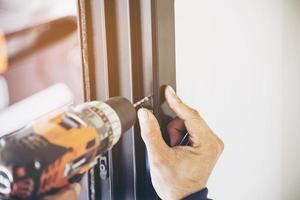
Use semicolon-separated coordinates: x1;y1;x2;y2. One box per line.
183;188;210;200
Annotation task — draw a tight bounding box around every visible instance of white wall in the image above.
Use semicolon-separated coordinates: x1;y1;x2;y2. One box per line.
175;1;299;199
282;1;300;200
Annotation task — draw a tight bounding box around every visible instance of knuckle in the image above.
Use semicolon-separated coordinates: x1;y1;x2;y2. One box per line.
176;99;186;109
206;135;224;157
217;137;224;152
212;135;224;155
189;108;200;117
170;97;183;109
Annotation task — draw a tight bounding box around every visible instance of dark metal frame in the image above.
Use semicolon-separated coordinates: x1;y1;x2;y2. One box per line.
77;0;176;199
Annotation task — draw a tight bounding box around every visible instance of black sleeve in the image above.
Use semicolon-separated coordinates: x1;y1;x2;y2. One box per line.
183;188;211;200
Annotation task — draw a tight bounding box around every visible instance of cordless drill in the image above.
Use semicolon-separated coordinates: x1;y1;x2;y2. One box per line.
0;96;149;200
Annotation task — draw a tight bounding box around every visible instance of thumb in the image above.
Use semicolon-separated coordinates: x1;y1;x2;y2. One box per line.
165;86;200;121
165;86;208;146
138;108;170;163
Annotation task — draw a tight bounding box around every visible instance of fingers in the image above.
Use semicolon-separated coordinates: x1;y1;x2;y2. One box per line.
42;184;80;200
167;117;186;146
165;86;201;121
165;86;205;144
138;108;170;163
165;86;217;148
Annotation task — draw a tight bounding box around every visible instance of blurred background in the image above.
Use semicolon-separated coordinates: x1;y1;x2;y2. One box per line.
1;0;299;200
0;0;83;105
0;1;87;198
175;0;300;200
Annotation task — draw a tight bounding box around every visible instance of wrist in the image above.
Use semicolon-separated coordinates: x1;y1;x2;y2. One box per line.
182;188;208;200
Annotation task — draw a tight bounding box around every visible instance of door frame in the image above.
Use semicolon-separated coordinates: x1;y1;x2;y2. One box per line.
77;0;176;199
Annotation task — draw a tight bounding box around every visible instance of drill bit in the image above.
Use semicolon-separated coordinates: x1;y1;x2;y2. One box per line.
133;95;152;108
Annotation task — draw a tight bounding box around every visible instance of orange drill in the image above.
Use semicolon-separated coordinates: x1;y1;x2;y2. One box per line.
0;97;142;200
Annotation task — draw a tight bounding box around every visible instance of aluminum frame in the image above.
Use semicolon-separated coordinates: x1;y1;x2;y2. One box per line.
77;0;176;199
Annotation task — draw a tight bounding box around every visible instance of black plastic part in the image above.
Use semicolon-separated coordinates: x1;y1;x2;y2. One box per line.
105;97;137;134
68;173;84;184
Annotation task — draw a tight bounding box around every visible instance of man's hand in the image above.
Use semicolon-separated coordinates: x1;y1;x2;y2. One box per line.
138;86;224;200
42;184;80;200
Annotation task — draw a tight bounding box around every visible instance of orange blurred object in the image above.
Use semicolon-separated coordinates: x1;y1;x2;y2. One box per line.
15;167;26;177
0;32;8;74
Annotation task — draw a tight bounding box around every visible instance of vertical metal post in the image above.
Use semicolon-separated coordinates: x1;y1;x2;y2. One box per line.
77;0;176;199
77;0;113;199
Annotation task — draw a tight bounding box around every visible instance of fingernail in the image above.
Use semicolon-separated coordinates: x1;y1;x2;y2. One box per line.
138;108;149;122
166;85;176;95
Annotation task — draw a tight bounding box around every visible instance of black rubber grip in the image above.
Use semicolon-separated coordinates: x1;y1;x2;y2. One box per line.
105;97;137;134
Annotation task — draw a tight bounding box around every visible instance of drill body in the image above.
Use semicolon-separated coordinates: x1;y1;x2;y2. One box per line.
0;97;136;199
